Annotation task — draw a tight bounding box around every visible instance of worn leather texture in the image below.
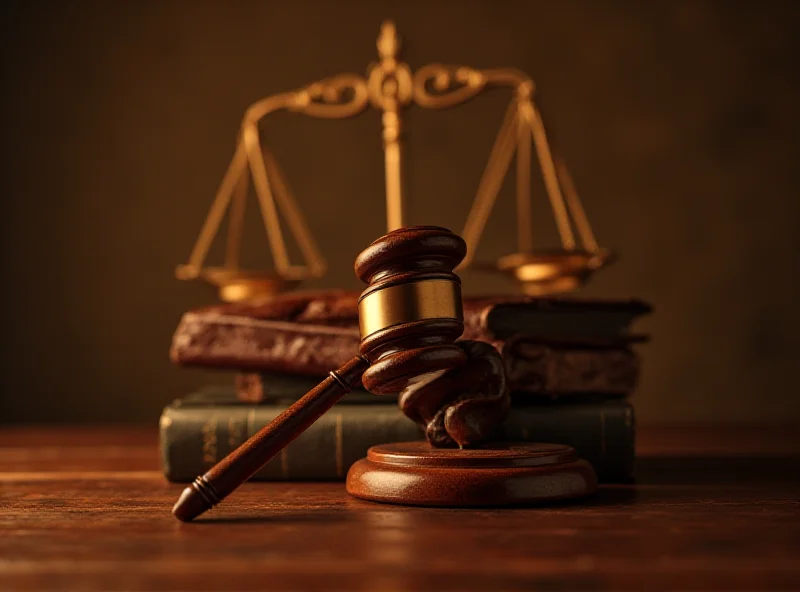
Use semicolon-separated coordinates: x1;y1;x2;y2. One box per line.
171;291;643;396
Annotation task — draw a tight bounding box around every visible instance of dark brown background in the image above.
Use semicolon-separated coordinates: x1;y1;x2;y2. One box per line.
1;0;798;424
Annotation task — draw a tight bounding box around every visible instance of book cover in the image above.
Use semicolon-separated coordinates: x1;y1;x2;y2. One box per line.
170;290;650;377
159;388;635;483
159;388;422;482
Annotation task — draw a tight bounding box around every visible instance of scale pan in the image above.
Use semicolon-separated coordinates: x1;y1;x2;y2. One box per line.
473;249;615;296
175;265;304;303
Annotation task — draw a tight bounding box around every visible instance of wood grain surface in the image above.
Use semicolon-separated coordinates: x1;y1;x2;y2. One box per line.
1;425;798;591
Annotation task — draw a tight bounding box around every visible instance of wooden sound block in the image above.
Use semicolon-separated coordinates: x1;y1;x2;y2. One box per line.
346;441;598;507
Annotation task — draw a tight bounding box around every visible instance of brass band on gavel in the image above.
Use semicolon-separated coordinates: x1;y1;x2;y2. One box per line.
358;278;463;339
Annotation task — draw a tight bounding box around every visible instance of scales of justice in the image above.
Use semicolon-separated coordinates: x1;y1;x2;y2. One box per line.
175;21;613;302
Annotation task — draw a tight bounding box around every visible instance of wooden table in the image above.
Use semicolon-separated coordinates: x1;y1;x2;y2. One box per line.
1;426;798;591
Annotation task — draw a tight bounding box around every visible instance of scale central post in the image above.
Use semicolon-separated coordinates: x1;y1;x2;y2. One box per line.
369;22;412;231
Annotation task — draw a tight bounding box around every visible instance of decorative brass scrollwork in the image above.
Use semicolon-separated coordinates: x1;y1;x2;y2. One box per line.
413;65;487;109
289;75;370;119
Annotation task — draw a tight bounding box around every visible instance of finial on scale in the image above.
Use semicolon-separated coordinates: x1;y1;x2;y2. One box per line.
377;20;399;61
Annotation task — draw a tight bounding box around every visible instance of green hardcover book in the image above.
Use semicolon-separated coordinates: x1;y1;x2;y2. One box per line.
159;387;635;483
159;387;422;482
497;401;636;482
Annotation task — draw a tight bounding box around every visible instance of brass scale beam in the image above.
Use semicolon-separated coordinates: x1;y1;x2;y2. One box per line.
176;21;609;300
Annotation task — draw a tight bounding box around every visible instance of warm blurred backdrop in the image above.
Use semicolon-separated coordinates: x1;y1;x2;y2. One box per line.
1;0;798;424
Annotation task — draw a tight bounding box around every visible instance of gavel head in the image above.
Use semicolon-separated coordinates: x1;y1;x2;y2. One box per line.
354;225;468;395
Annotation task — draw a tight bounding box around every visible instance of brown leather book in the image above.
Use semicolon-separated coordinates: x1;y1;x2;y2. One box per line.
171;290;648;396
182;289;651;339
171;314;359;376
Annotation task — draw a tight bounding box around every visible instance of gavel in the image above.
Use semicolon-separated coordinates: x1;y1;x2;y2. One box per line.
173;225;470;521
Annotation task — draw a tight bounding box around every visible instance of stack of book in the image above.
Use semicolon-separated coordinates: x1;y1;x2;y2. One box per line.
160;290;651;483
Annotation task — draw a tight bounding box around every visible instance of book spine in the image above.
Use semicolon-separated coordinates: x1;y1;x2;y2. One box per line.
159;404;423;482
170;309;492;375
172;313;638;396
170;312;362;375
159;401;635;483
499;403;636;481
503;343;640;397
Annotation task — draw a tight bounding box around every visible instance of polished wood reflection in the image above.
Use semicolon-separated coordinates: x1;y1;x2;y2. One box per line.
0;426;798;591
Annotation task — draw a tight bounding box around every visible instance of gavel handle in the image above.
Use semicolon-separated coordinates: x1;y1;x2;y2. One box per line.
172;355;369;522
